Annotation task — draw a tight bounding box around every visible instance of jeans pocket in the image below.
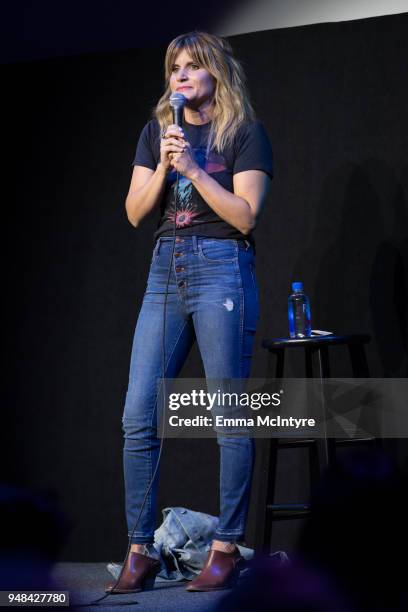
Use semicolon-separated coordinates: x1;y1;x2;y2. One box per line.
198;239;238;263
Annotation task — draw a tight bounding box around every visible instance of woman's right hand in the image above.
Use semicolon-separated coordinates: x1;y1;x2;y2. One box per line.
160;124;187;171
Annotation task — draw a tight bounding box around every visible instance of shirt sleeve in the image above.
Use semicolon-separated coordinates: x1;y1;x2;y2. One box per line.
131;120;159;170
233;120;273;179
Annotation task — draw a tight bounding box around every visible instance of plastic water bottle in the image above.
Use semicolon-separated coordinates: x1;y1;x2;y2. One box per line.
288;281;312;338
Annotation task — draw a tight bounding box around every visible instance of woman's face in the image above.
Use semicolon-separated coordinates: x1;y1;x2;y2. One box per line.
169;49;216;108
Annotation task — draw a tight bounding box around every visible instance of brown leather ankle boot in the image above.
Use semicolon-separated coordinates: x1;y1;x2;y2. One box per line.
186;548;245;592
105;551;161;594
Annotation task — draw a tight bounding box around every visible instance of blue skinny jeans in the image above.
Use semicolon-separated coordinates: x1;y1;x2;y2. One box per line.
122;235;259;543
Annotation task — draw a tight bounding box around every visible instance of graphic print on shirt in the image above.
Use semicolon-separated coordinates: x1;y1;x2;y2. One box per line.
165;147;227;228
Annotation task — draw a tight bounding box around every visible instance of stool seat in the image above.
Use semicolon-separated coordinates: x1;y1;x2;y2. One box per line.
262;333;371;379
262;333;371;350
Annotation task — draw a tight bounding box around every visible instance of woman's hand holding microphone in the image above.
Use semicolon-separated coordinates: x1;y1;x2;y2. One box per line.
160;125;200;180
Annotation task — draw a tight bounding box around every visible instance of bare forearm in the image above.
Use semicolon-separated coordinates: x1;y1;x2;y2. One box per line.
190;168;255;235
125;164;168;227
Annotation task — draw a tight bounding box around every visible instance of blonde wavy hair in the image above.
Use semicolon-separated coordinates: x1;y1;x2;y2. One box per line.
154;31;256;153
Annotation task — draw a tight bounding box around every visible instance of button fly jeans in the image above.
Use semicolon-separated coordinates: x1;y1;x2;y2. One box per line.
122;235;259;543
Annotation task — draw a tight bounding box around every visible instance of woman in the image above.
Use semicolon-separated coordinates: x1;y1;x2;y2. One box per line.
106;31;273;594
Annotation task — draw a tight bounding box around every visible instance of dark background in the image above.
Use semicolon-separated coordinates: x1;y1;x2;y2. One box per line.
0;0;245;64
3;12;408;561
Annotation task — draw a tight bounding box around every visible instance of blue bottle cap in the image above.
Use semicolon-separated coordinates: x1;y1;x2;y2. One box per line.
292;281;303;292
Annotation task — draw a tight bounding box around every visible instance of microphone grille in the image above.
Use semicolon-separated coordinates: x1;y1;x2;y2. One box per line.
169;92;186;109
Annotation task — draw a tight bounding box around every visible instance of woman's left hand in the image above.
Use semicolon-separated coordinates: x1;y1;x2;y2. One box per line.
169;140;200;180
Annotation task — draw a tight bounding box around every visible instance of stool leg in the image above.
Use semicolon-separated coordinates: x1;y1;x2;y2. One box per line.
305;345;330;378
255;348;284;551
317;347;335;469
318;346;330;378
253;437;278;552
264;437;278;550
304;347;331;475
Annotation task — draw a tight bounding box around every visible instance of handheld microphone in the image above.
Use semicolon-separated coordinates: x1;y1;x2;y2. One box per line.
169;92;186;127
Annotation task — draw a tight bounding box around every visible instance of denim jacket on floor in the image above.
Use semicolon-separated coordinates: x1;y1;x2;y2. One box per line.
107;506;258;582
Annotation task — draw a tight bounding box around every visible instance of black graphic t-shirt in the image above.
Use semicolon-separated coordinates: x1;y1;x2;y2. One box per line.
132;118;273;243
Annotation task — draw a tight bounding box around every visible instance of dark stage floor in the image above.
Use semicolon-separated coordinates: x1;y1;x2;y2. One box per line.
52;563;228;611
